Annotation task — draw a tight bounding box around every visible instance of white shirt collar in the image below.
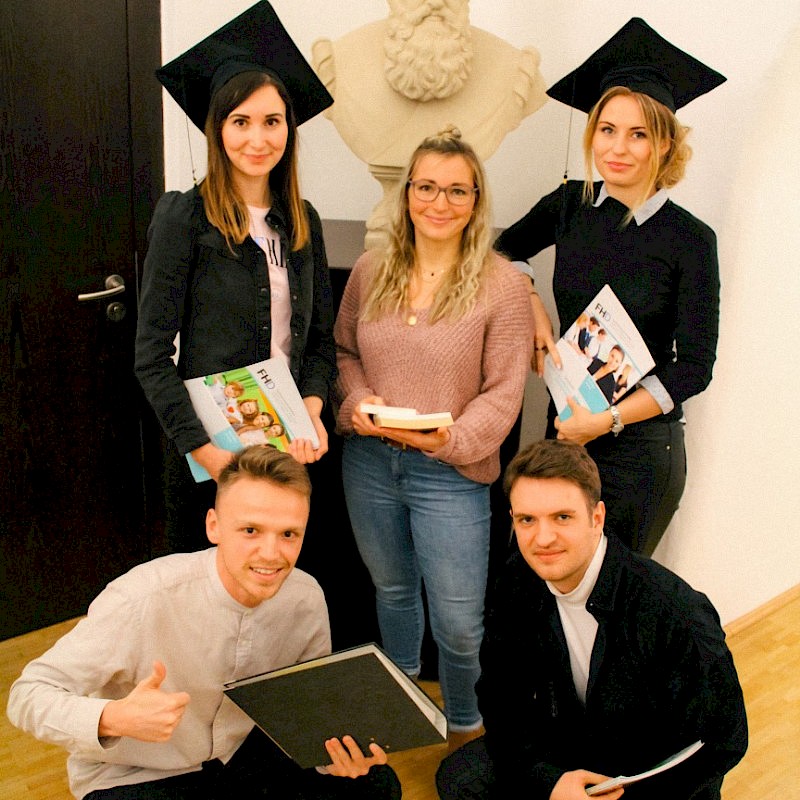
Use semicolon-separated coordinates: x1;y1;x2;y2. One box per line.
593;183;669;226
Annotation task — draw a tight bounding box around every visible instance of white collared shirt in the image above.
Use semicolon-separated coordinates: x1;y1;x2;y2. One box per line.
593;183;670;226
7;549;330;798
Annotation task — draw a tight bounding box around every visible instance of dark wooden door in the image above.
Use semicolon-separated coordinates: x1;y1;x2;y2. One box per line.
0;0;163;639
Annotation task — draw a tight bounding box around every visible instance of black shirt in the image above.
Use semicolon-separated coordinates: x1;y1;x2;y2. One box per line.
495;181;720;419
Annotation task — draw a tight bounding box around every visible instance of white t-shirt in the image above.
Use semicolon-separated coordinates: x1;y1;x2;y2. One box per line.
249;206;291;366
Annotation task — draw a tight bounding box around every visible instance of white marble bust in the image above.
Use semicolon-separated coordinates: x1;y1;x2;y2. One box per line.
313;0;547;248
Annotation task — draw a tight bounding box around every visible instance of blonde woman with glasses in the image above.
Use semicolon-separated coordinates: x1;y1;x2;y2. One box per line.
334;126;532;752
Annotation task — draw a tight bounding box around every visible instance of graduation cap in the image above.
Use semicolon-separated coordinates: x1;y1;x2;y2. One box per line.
156;0;333;132
547;17;726;113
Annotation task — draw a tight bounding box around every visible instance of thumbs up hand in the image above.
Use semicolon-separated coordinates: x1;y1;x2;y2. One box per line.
98;661;191;742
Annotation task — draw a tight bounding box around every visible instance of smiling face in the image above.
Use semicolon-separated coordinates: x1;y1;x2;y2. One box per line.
407;153;476;246
221;83;288;198
238;399;259;417
591;93;668;206
206;476;308;607
510;477;605;594
606;346;624;371
252;413;275;428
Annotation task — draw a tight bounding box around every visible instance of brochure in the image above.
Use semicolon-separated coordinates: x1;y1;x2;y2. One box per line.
544;284;655;421
184;358;318;482
585;740;704;795
224;643;447;768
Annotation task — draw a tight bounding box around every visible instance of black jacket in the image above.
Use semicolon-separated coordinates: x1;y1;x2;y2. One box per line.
478;535;747;799
134;187;336;455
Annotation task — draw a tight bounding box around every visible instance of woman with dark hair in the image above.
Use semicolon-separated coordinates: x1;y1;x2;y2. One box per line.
495;18;725;557
135;2;336;553
335;126;532;751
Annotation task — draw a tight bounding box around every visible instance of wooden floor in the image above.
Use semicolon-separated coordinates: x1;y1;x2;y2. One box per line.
1;587;798;799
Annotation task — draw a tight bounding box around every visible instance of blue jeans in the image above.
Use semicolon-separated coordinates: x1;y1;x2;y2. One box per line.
342;436;490;731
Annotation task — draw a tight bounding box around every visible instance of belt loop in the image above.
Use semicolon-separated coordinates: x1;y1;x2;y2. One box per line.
380;436;419;452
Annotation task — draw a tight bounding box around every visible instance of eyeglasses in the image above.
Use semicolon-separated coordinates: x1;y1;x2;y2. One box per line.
407;180;478;206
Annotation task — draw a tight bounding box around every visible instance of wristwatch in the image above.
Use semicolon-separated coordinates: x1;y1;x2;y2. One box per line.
609;405;624;437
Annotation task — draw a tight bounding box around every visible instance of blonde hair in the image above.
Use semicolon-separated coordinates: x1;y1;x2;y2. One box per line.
360;126;494;323
200;70;309;251
582;86;692;221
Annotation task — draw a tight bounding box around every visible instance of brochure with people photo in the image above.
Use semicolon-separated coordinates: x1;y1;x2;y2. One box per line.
183;358;319;482
544;284;655;421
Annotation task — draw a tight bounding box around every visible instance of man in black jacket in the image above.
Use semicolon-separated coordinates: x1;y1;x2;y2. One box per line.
436;439;747;800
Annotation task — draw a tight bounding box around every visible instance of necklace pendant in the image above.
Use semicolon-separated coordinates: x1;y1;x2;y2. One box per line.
407;313;418;326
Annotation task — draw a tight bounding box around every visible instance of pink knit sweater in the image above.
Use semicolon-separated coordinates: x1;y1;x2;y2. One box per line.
335;252;534;484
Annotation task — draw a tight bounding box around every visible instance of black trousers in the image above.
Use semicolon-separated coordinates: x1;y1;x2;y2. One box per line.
84;728;401;800
436;736;496;800
586;418;686;557
546;412;687;558
161;438;218;554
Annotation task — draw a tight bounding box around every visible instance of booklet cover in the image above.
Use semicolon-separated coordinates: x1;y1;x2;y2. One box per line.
585;740;704;795
184;358;319;482
544;284;655;421
224;643;448;769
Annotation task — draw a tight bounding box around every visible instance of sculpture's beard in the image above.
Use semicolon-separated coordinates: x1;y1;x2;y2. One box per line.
384;3;473;101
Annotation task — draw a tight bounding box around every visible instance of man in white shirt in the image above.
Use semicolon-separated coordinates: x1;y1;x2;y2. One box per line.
7;446;400;800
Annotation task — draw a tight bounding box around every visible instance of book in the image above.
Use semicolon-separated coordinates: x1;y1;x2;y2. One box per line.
184;358;319;482
223;643;448;769
544;284;655;422
359;403;454;430
585;740;704;795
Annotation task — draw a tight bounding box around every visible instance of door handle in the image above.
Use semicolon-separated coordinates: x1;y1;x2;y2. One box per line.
78;274;125;301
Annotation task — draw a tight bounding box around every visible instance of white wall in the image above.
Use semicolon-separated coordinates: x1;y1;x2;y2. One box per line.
161;0;800;625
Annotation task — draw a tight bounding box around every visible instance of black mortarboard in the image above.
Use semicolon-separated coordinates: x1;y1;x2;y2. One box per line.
156;0;333;131
547;17;726;113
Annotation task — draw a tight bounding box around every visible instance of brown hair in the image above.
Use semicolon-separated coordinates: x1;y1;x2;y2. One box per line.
582;86;692;220
504;439;601;513
217;445;311;502
200;70;309;250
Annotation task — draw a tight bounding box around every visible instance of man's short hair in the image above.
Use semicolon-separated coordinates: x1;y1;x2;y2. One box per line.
504;439;601;510
217;445;311;502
